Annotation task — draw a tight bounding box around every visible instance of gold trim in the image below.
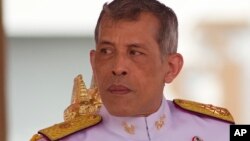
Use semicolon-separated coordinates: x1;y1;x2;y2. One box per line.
39;115;102;141
174;99;234;123
155;114;166;130
30;134;43;141
123;122;135;135
64;74;102;121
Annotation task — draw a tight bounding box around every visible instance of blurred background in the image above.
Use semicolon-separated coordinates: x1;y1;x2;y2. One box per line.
1;0;250;141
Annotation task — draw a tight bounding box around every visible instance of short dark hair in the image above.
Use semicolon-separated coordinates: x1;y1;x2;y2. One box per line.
94;0;178;55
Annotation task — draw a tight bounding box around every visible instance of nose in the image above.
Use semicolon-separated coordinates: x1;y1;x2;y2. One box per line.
112;54;128;76
112;70;127;76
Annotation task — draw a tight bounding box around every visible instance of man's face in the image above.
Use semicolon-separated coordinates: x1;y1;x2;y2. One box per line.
90;13;171;116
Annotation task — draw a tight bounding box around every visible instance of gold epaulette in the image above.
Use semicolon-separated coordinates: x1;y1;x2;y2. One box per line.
173;99;235;123
36;114;102;141
30;134;43;141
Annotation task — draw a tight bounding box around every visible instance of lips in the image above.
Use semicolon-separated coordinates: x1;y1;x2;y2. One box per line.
108;85;132;95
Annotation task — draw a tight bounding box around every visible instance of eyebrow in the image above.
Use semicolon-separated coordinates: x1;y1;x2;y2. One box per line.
98;40;114;46
98;40;147;50
127;43;142;48
127;42;150;51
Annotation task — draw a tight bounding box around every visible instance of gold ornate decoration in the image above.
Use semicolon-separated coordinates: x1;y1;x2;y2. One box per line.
174;99;235;123
155;114;166;130
64;74;102;121
38;115;102;141
30;134;43;141
123;122;135;135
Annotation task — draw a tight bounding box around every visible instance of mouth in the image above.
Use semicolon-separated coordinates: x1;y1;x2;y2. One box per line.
107;84;132;95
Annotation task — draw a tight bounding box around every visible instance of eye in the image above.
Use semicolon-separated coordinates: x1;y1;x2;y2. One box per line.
99;48;112;54
130;50;143;56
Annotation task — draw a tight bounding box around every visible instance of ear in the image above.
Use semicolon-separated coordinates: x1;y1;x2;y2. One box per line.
90;50;98;86
90;50;96;71
164;53;183;83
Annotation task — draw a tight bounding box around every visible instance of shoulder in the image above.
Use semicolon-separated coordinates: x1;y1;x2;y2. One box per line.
172;99;235;124
30;115;102;141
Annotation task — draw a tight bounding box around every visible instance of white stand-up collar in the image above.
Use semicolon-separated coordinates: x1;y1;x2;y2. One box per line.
99;98;171;140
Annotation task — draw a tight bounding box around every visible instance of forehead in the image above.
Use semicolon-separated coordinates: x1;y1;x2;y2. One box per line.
101;12;159;26
97;12;160;41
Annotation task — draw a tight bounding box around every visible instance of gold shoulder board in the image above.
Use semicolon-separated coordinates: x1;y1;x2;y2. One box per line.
173;99;235;123
37;115;102;141
30;134;43;141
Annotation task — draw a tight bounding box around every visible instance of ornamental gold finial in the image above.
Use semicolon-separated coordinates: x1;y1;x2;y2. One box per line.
64;74;102;121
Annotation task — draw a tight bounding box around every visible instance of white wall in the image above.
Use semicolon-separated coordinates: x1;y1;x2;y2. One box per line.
3;0;250;36
6;37;94;141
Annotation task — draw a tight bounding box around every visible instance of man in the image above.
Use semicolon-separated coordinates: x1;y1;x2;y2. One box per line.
31;0;234;141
